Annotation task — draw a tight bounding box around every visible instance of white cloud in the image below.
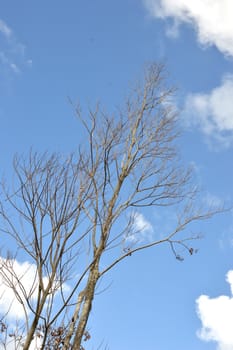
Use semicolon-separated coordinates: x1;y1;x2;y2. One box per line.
184;75;233;148
0;51;10;65
0;257;70;350
144;0;233;57
10;63;21;74
0;333;43;350
0;257;68;321
227;271;233;294
196;270;233;350
0;18;30;77
125;212;153;243
0;258;40;320
133;212;153;233
0;51;22;74
0;19;12;38
203;192;224;209
27;59;33;67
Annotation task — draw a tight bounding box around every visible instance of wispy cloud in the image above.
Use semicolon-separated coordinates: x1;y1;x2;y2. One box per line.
125;211;153;244
0;19;12;39
203;192;224;209
196;270;233;350
143;0;233;57
0;18;31;76
183;75;233;148
0;51;21;74
132;212;153;234
10;63;21;74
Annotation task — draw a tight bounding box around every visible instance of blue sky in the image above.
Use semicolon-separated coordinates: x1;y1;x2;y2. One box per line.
1;1;233;349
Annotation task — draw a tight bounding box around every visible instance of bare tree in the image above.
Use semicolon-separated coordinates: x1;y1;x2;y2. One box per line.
0;63;220;350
